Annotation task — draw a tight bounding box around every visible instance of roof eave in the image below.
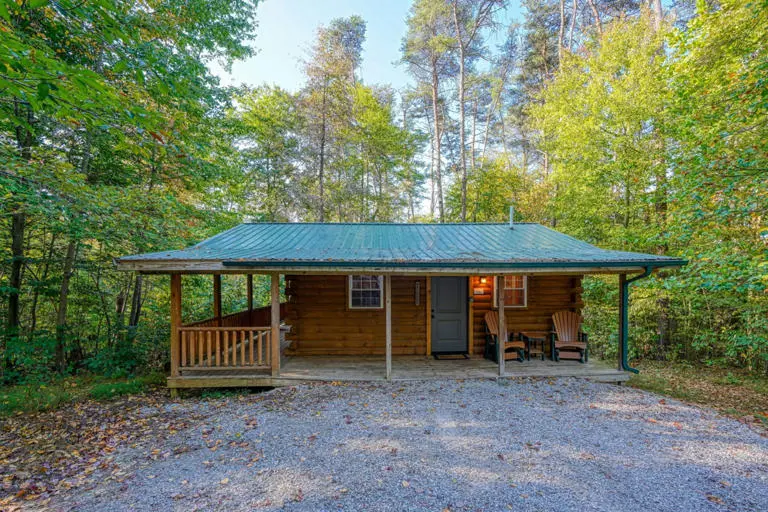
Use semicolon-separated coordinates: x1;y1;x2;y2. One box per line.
114;258;687;274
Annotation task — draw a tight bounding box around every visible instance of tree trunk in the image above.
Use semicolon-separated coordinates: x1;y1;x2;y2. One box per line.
452;3;468;222
482;67;508;163
568;0;578;49
499;113;510;166
30;230;57;334
8;100;33;337
128;274;143;330
8;213;25;335
55;239;77;372
481;98;494;163
422;99;436;218
431;64;444;222
651;0;662;32
586;0;602;36
558;0;566;65
318;77;328;222
402;104;417;222
470;95;477;172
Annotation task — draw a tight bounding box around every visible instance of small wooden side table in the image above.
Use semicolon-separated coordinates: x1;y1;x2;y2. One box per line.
519;331;554;361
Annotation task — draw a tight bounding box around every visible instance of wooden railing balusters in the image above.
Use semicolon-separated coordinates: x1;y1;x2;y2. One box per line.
189;331;195;366
197;331;205;366
224;330;229;366
240;330;246;366
249;331;254;365
177;326;273;372
181;331;187;367
216;331;221;366
206;331;212;367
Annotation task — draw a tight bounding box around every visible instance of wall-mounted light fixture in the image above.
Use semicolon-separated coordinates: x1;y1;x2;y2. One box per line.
480;277;487;284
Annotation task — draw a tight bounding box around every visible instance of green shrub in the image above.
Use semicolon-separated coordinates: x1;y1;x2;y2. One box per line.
88;373;165;401
0;383;72;416
88;380;145;400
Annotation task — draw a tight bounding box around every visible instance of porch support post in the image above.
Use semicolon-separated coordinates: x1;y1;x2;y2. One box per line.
619;269;650;374
385;274;392;381
425;277;432;356
618;273;626;371
170;274;181;378
270;273;280;376
246;274;254;313
468;277;474;356
497;275;506;377
213;274;222;326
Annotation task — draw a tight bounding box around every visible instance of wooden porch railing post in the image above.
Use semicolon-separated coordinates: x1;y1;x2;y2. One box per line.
213;274;222;327
246;274;254;313
270;273;280;376
497;275;506;377
170;274;181;377
385;274;392;381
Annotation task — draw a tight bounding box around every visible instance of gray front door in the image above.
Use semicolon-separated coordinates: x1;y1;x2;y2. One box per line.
431;277;468;354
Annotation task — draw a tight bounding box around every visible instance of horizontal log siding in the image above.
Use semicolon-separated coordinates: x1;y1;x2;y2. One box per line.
184;304;287;328
470;275;583;356
284;275;427;356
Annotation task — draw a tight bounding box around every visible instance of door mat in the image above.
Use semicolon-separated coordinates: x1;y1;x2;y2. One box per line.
432;353;469;360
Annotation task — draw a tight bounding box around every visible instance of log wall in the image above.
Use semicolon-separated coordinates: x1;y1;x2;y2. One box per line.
284;275;427;356
470;275;583;356
281;274;582;357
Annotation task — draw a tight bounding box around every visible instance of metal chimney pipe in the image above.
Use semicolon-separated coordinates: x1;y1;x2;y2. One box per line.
509;205;514;229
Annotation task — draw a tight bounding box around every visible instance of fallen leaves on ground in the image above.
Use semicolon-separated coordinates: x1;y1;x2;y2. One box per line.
0;391;203;507
629;362;768;434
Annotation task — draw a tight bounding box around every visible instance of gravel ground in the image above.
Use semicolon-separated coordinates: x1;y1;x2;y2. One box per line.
44;379;767;512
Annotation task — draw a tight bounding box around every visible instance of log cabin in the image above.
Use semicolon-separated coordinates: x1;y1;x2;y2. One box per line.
115;221;686;391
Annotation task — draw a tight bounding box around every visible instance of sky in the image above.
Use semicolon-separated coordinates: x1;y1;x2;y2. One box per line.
210;0;524;92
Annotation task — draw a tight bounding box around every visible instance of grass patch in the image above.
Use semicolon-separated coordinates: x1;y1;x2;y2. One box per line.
628;361;768;428
0;372;166;417
88;373;166;401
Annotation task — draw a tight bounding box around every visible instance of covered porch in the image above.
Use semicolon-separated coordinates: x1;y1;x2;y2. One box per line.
164;269;633;390
115;223;685;391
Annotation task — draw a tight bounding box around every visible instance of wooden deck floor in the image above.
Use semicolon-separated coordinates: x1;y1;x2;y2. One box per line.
169;356;628;388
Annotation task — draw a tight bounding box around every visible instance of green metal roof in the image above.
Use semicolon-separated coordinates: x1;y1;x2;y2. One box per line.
116;223;686;273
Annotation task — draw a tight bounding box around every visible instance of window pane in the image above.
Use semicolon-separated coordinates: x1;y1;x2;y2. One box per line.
498;276;525;307
350;275;382;308
351;290;381;308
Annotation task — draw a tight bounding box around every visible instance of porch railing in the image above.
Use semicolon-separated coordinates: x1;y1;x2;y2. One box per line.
184;304;287;329
178;326;272;370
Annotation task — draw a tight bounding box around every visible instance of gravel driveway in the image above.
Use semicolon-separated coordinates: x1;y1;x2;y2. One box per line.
46;379;767;512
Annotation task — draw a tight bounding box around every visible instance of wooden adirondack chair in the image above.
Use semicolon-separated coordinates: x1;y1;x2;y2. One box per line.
551;311;588;363
484;311;526;362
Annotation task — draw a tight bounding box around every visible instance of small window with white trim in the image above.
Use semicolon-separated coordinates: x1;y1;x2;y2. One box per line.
349;275;383;309
494;276;528;308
